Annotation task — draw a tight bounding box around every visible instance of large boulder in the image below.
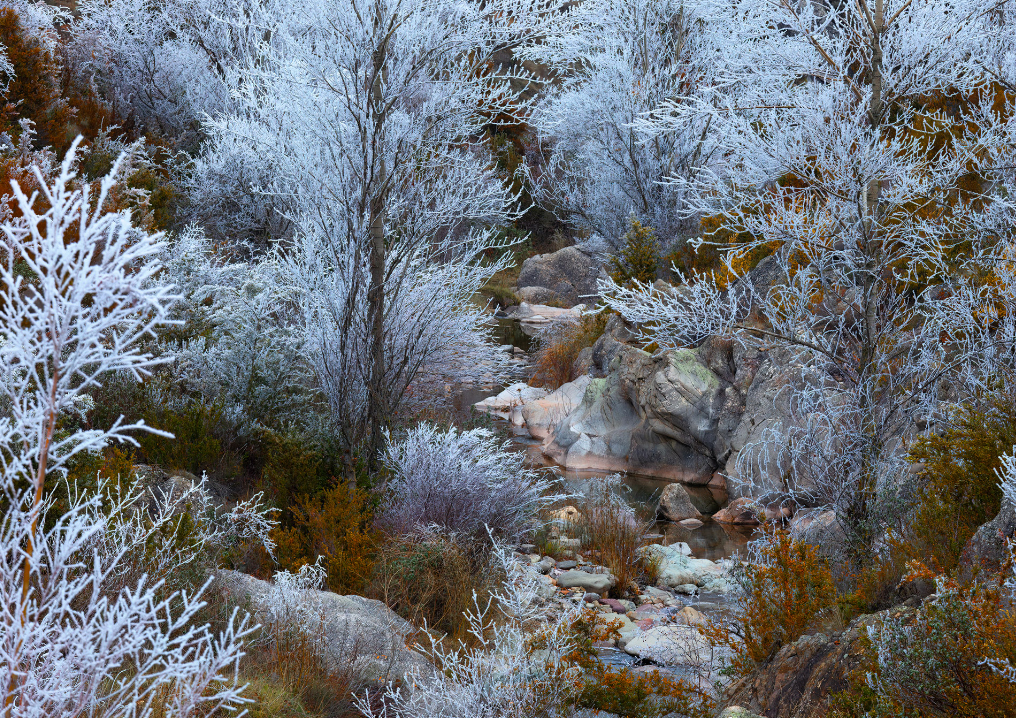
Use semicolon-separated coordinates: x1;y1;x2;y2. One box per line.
542;337;736;483
722;612;882;718
516;245;604;307
211;570;429;681
658;483;704;522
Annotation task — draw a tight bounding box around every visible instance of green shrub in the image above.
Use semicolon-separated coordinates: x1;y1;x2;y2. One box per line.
609;219;661;286
904;390;1016;574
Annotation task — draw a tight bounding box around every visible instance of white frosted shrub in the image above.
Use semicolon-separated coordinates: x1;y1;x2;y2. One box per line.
377;424;561;542
0;141;264;716
356;544;584;718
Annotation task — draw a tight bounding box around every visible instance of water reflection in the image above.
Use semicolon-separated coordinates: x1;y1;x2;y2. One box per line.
510;434;757;561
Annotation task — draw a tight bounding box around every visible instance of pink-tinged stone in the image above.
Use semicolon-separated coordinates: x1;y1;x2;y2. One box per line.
599;598;626;613
637;618;657;630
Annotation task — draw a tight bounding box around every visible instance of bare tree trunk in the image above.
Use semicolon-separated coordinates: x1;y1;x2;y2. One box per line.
365;29;389;478
849;0;885;559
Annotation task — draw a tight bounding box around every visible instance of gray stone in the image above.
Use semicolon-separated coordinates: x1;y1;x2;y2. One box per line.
516;245;603;307
557;570;616;594
211;570;428;680
583;592;601;602
536;556;556;574
556;560;578;570
521;375;592;439
622;624;714;665
790;509;847;560
657;483;704;522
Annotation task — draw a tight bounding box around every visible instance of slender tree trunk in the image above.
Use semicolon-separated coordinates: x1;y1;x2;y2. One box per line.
849;0;885;560
365;34;389;478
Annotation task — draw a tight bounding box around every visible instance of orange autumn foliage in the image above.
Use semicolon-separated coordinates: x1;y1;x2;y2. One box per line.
704;525;837;679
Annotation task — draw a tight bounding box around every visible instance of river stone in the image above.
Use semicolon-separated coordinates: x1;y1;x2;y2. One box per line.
556;560;578;570
623;624;713;665
658;483;704;522
713;497;762;525
557;569;616;593
641;543;729;592
536;556;556;574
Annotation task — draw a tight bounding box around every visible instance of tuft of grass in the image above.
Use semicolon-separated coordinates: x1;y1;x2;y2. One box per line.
366;529;503;641
571;477;658;598
531;311;609;389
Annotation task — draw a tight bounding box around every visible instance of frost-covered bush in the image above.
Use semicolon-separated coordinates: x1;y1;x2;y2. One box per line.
161;228;311;438
357;544;585;718
377;424;561;542
0;141;262;716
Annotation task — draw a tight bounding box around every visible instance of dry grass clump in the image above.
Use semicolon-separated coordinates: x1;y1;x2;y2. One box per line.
530;311;608;389
571;476;659;597
704;525;836;679
367;529;503;640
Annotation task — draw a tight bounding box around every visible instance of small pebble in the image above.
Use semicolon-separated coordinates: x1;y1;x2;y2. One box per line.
583;592;601;602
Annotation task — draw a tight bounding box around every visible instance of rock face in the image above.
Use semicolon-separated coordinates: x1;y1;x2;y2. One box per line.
521;375;592;439
211;570;429;680
960;496;1016;583
516;245;604;307
541;328;737;483
529;306;810;509
658;483;705;522
722;613;880;718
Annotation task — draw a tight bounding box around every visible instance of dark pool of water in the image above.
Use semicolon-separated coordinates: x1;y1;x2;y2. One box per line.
508;434;756;562
492;316;535;352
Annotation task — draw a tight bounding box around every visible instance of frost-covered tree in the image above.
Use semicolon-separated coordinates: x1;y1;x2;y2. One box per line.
71;0;282;146
199;0;552;467
603;0;1016;559
0;141;260;715
527;0;719;250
